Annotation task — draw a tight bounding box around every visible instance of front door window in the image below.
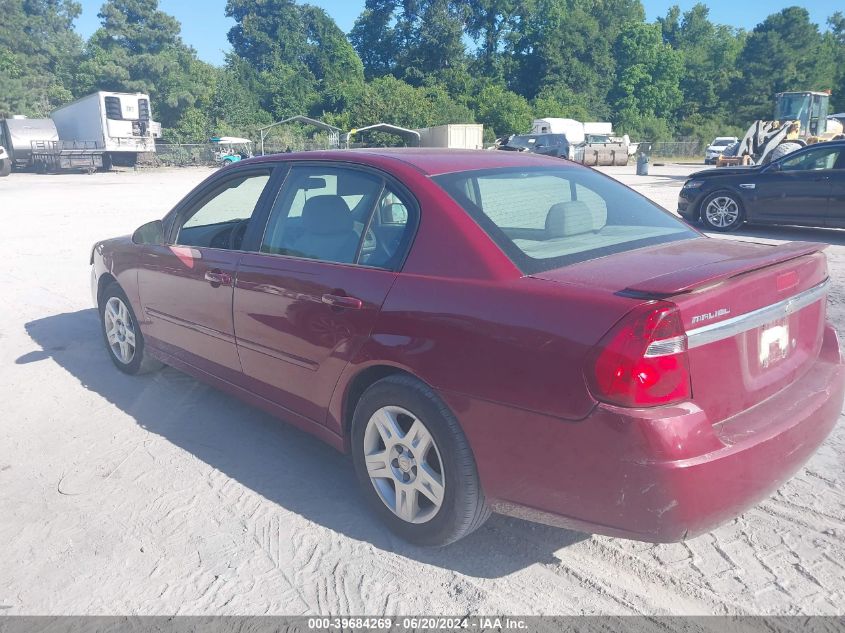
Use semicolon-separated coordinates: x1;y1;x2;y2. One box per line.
177;170;272;250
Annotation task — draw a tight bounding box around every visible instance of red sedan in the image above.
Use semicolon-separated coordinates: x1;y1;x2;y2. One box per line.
91;149;845;546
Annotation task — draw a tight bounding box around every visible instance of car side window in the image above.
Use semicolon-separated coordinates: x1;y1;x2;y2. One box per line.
780;147;841;172
362;188;412;268
177;170;272;250
259;166;375;265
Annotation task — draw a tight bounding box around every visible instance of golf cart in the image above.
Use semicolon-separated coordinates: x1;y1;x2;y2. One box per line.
211;136;253;165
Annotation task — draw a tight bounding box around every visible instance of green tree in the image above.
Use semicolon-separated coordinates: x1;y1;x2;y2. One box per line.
464;0;517;80
532;84;592;121
349;0;399;79
339;75;473;132
473;83;532;137
610;22;683;137
226;0;363;119
730;7;835;123
350;0;469;89
0;0;82;116
673;5;744;119
506;0;643;115
76;0;214;128
826;12;845;112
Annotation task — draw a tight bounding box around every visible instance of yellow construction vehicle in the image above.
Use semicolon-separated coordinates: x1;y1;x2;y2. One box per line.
718;90;845;166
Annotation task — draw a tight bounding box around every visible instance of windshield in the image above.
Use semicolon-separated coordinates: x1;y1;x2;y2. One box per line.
504;135;532;149
434;166;697;274
775;93;811;121
712;139;733;147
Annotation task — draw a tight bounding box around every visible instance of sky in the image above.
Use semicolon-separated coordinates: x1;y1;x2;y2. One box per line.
73;0;843;67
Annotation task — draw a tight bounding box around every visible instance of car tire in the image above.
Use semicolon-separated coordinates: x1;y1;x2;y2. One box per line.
351;374;491;546
99;282;162;375
700;190;745;232
0;158;11;177
768;141;802;163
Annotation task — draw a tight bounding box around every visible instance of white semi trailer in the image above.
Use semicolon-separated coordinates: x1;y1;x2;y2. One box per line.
50;91;161;168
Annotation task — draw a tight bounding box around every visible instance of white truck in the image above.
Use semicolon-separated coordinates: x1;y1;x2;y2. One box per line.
50;91;161;168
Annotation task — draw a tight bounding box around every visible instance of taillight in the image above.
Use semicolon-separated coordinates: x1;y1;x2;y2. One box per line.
586;301;691;407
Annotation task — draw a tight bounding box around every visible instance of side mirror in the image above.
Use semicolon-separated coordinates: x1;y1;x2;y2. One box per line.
766;161;782;172
132;219;164;245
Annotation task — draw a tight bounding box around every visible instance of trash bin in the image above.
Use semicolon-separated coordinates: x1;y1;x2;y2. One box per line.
636;153;649;176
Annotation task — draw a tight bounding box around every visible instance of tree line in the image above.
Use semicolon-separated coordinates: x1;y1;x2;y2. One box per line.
1;0;844;144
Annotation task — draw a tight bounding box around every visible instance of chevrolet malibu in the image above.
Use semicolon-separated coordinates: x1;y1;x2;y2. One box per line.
91;149;845;546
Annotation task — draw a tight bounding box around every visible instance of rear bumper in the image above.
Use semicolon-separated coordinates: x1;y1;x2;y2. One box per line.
455;323;844;542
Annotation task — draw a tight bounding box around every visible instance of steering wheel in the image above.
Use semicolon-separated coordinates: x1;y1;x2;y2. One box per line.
228;219;250;250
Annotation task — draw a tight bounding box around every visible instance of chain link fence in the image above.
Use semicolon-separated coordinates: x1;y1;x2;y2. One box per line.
151;144;218;167
647;140;704;159
148;139;337;167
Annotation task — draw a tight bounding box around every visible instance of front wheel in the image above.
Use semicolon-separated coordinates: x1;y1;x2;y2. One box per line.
700;191;744;232
767;141;802;163
99;283;162;375
0;158;11;177
351;375;490;546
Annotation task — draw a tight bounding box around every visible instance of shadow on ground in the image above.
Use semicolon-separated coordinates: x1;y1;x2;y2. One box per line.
22;309;589;578
688;220;845;246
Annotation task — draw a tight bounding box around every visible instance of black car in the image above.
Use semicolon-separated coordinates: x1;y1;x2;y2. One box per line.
678;140;845;232
498;133;571;159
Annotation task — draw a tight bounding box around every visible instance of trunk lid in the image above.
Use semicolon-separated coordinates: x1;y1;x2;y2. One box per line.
532;237;829;424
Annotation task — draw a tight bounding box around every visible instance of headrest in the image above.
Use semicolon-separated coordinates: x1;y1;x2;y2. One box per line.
302;196;353;235
545;201;601;238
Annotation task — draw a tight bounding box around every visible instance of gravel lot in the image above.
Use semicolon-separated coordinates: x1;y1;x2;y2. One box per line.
0;163;843;615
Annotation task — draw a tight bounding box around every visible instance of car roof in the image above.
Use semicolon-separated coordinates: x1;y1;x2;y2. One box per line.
238;148;581;177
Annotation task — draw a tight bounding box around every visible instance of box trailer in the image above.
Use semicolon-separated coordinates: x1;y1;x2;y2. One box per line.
50;91;160;167
0;117;59;169
417;124;484;149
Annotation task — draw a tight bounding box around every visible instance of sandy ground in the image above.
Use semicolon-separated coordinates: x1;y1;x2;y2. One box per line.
0;163;843;616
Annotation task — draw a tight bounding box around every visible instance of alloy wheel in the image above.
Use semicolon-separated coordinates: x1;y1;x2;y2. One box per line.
363;405;445;524
704;196;740;228
104;296;136;365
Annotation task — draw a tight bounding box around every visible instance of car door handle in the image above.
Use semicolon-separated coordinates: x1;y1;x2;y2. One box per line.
321;294;363;310
204;269;232;286
812;175;830;181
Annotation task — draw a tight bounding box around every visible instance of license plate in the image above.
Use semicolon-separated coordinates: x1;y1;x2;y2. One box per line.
759;320;790;368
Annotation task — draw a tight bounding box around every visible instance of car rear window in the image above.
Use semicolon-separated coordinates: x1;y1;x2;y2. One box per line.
433;166;697;274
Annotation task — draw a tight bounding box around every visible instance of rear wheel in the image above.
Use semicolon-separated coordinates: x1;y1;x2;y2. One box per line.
99;282;162;375
700;191;744;232
0;158;11;177
351;375;490;546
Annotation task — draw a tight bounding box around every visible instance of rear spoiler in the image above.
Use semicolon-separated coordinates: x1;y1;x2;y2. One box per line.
621;241;825;298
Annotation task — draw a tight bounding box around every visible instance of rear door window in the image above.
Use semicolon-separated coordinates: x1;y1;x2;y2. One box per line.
260;165;416;269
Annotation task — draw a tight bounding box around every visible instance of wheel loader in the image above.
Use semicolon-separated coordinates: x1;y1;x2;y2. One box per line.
718;90;845;167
